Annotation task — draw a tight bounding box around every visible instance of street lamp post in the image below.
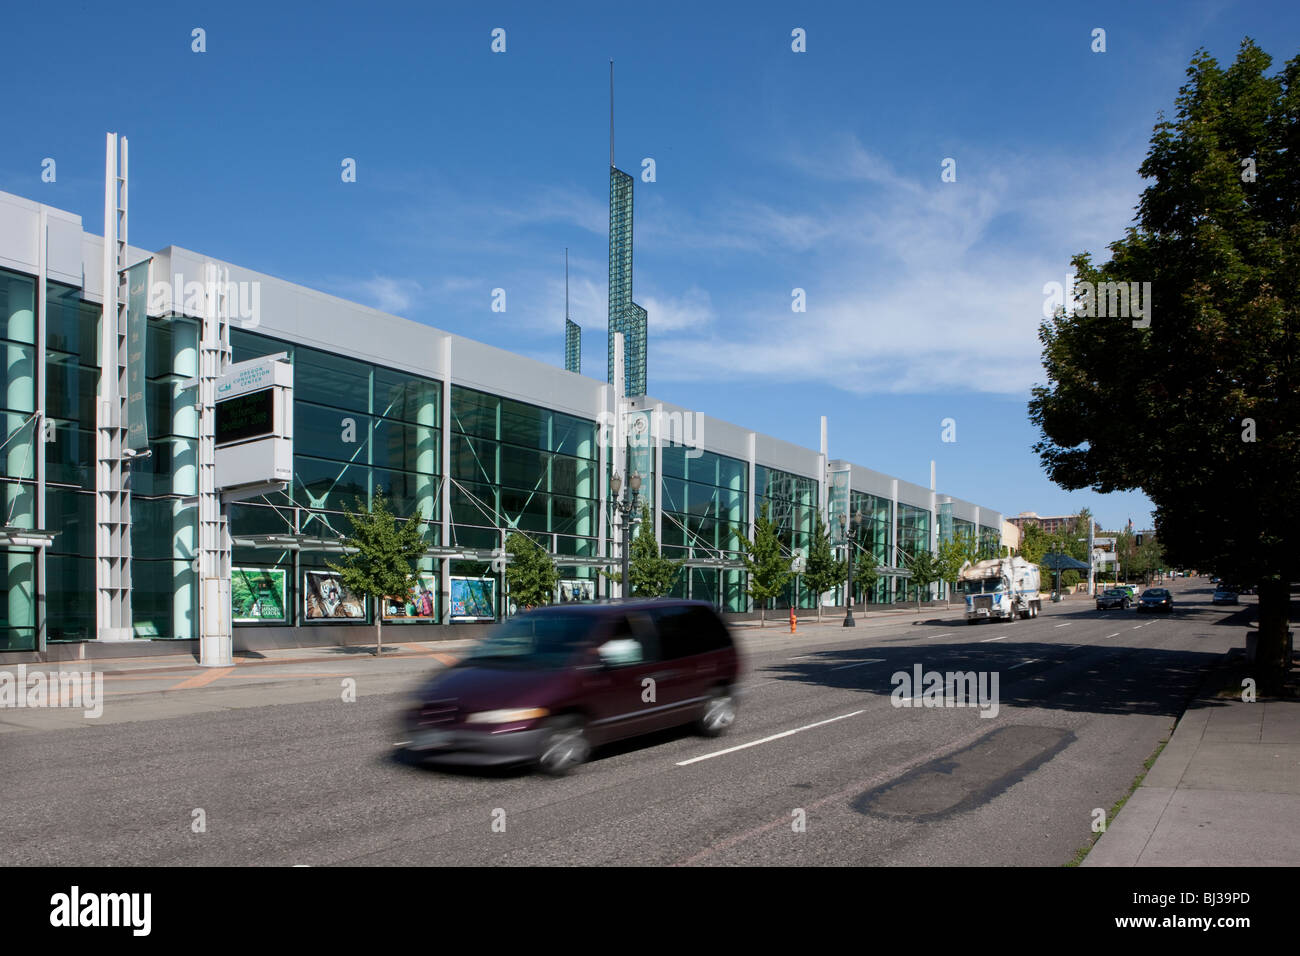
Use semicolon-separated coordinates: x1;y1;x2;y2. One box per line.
839;511;862;628
611;471;641;599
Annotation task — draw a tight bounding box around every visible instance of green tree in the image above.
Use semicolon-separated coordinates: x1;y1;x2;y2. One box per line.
1018;521;1050;564
936;536;969;605
802;512;846;622
906;549;942;611
505;530;559;609
628;503;684;597
1029;39;1300;690
740;504;792;627
328;488;428;657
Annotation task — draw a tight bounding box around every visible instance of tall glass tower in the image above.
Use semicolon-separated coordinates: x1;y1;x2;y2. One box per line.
606;62;647;398
565;317;581;373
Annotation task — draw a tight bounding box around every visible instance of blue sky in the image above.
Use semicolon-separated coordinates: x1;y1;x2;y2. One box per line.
5;0;1298;530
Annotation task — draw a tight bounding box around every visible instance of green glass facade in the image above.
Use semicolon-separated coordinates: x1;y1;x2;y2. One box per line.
449;384;598;595
228;328;442;625
756;465;817;609
607;166;647;397
661;446;747;611
849;490;892;604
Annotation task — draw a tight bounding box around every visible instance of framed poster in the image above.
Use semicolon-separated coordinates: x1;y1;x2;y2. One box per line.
303;570;367;621
450;576;496;622
556;579;596;604
383;573;438;622
232;567;288;623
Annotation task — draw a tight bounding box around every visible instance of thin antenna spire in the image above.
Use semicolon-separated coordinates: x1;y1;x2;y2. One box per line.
609;59;614;167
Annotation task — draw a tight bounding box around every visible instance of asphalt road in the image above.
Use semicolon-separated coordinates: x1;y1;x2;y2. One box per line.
0;579;1247;866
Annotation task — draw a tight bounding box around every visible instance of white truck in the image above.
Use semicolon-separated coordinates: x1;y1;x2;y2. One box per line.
958;557;1042;623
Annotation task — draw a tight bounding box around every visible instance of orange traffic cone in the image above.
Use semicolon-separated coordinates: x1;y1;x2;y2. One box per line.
789;606;797;634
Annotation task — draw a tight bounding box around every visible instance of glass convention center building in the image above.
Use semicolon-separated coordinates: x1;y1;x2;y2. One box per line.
0;187;1003;657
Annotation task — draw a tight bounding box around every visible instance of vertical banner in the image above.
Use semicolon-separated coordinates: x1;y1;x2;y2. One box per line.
828;465;851;543
125;258;152;452
939;502;954;544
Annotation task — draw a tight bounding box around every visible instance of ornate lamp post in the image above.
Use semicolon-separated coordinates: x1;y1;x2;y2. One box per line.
611;471;642;598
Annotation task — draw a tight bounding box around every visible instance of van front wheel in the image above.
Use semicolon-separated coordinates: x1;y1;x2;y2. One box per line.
697;689;737;737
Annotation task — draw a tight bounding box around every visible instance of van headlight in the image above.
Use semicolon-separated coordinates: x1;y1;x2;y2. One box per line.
466;708;550;724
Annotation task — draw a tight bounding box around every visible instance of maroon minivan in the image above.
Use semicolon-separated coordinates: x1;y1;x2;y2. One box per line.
399;599;741;775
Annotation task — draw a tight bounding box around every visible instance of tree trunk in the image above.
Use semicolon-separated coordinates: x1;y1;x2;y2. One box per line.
759;602;765;627
376;612;383;657
1255;578;1291;694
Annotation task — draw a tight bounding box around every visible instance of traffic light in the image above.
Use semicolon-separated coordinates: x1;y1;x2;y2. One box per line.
1135;533;1143;546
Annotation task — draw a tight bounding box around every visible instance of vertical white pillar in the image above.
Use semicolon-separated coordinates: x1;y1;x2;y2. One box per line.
172;327;198;639
6;283;36;636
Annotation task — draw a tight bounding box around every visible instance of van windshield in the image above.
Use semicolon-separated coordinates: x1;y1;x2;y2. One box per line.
466;613;595;669
961;577;1003;595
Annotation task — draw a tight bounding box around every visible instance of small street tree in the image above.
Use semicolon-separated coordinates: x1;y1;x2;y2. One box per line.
802;512;846;622
906;549;942;611
936;537;968;606
740;504;792;627
628;503;684;597
328;488;428;657
505;530;559;610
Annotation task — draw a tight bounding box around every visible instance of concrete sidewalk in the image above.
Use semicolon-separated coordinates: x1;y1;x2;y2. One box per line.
1084;650;1300;867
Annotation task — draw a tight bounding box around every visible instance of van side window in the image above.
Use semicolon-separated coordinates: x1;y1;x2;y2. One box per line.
596;613;657;666
651;605;731;659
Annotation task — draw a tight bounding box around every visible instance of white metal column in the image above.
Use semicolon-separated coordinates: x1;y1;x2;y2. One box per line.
198;263;233;665
96;133;132;641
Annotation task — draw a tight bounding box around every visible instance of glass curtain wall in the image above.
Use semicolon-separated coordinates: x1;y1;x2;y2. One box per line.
849;490;891;604
755;465;816;609
661;446;746;611
896;503;932;603
229;329;442;626
449;384;597;598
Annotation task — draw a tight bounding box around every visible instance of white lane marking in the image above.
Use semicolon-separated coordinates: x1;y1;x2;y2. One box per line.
1105;633;1120;639
676;710;866;766
928;633;953;639
787;655;811;661
1133;625;1143;629
1054;623;1072;628
981;635;1008;642
1007;659;1040;670
830;658;885;671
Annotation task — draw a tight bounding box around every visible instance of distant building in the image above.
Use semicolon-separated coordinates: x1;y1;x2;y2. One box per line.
1008;511;1101;537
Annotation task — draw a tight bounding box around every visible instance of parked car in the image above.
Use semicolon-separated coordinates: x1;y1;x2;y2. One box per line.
1096;587;1130;610
1137;588;1172;613
1212;588;1239;605
1119;584;1138;601
398;600;741;775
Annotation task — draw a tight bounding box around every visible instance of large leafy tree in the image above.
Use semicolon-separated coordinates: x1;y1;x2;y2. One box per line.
628;503;684;597
803;512;846;621
505;531;559;610
328;488;428;657
741;504;792;627
1029;39;1300;690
